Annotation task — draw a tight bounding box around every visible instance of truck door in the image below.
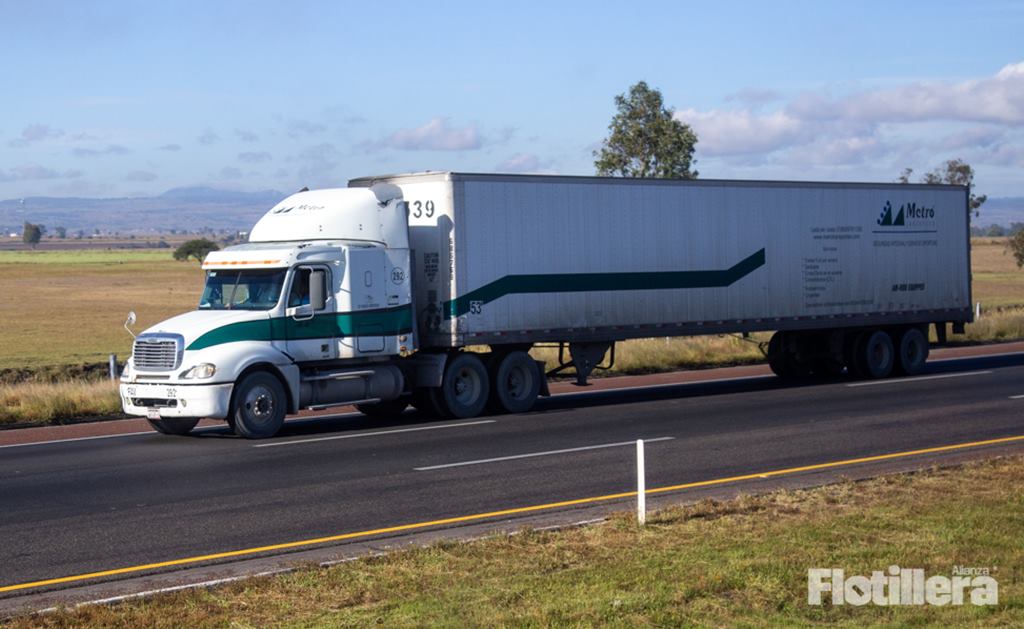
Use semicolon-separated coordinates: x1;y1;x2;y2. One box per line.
284;265;336;362
347;248;387;353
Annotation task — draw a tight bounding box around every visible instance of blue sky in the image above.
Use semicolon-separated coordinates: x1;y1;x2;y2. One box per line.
1;0;1022;199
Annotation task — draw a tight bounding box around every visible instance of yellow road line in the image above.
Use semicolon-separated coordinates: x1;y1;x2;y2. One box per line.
3;433;1024;595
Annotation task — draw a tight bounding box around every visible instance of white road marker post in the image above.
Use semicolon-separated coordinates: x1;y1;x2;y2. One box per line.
636;439;646;526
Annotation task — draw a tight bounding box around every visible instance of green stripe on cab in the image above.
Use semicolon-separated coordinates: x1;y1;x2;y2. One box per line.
186;305;413;351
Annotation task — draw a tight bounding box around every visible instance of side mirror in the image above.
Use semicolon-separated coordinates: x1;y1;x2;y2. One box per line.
310;269;327;311
124;311;137;339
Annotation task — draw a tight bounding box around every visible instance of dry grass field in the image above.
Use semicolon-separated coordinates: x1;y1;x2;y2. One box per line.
0;249;205;370
0;239;1021;374
970;237;1024;308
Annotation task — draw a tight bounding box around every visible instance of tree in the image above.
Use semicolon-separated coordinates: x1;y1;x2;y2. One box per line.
54;226;67;239
22;222;44;248
173;238;220;263
900;159;986;221
1009;230;1024;269
594;81;698;179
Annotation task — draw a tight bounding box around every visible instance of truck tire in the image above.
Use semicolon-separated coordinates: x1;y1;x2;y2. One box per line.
767;332;791;378
436;353;490;419
147;417;199;436
859;329;895;379
356;399;409;417
896;327;929;375
488;351;541;413
767;332;812;380
231;371;287;439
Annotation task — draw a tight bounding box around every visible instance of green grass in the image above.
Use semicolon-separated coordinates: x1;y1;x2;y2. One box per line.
15;456;1023;627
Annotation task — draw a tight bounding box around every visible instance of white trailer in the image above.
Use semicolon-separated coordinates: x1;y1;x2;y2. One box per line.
121;172;971;438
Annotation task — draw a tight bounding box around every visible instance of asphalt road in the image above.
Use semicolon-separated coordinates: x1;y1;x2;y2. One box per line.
2;352;1024;598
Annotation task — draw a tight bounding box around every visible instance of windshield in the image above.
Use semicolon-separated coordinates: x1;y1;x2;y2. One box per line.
198;269;287;310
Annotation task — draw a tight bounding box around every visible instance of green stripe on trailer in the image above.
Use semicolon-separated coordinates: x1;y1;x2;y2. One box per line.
444;248;766;319
187;305;413;350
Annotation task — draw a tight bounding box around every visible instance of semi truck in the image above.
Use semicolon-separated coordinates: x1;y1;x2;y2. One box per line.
120;172;972;438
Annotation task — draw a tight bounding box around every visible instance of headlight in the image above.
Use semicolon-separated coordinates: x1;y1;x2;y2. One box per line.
180;363;217;379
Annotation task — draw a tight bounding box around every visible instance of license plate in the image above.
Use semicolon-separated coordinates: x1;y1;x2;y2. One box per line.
146;408;161;420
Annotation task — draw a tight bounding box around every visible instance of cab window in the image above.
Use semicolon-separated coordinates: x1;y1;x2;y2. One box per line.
288;268;312;307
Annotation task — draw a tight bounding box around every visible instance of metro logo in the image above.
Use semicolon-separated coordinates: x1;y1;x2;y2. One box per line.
877;201;935;228
877;201;905;226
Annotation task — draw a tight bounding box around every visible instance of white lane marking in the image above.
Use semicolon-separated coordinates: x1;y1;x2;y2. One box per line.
846;370;992;388
0;431;156;449
1010;395;1024;399
253;419;497;448
0;424;235;450
0;413;363;450
414;436;675;471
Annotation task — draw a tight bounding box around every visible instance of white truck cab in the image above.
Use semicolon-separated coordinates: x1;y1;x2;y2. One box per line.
120;184;428;438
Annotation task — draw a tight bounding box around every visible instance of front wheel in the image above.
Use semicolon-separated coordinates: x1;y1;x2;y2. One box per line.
147;417;199;436
231;371;287;439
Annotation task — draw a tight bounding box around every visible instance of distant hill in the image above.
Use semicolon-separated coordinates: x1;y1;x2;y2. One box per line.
978;197;1024;227
0;187;286;235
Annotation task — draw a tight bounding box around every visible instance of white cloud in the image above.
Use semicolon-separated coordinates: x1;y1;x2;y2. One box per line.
377;117;482;151
295;143;341;185
937;127;1005;151
495;153;555;173
676;109;807;156
198;128;219;145
235;128;260;142
674;60;1024;170
124;170;157;182
72;144;130;158
8;124;64;147
791;61;1024;126
287;119;327;139
0;164;82;182
238;151;272;163
158;143;182;152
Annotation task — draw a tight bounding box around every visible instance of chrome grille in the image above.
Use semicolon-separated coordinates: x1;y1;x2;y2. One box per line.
133;336;182;371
